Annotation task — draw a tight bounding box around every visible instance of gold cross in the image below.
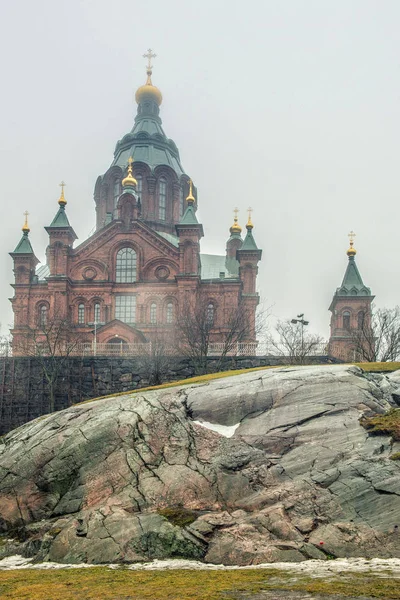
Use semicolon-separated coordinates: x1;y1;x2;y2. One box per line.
247;207;253;219
23;210;29;220
348;230;356;244
233;207;239;220
127;156;133;167
143;48;156;70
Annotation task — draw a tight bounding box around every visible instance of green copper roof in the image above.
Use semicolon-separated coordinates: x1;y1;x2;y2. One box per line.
13;232;34;254
112;112;186;177
179;204;199;225
240;228;259;251
335;256;371;297
49;206;71;228
200;254;239;279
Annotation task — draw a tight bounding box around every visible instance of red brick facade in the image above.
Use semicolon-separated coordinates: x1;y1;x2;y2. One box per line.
9;69;262;355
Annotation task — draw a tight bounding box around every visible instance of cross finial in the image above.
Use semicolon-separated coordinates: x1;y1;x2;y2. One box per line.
348;230;356;245
58;180;67;206
186;179;195;204
22;210;30;233
247;207;254;229
143;48;156;72
233;207;239;220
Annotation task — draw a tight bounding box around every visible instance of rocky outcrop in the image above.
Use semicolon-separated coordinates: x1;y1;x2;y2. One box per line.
0;365;399;565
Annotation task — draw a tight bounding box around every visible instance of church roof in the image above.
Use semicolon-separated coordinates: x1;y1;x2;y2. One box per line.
13;232;35;254
112;116;185;177
48;206;71;228
335;255;371;297
200;254;239;279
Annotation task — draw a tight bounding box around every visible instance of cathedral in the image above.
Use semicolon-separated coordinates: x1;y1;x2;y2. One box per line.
9;51;262;356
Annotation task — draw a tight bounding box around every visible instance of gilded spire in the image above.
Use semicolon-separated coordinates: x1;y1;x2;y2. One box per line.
122;156;138;188
58;181;67;206
22;210;30;234
246;207;254;230
347;230;356;257
186;179;195;204
135;49;163;106
230;207;242;235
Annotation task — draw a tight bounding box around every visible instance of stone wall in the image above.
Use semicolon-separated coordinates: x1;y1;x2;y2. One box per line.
0;354;340;436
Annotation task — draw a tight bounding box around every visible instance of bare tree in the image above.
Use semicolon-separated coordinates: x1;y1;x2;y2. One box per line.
177;294;266;374
14;316;85;412
137;329;177;386
267;319;325;365
351;306;400;362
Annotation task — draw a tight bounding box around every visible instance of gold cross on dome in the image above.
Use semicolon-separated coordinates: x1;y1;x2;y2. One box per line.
143;48;156;70
247;207;253;219
59;181;66;191
127;156;133;167
348;230;356;244
23;210;29;220
233;207;239;220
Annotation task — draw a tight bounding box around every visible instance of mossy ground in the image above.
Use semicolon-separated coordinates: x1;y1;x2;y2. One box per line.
360;408;400;441
158;507;198;527
0;568;399;599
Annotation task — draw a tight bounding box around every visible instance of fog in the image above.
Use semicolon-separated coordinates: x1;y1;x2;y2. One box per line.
1;0;399;339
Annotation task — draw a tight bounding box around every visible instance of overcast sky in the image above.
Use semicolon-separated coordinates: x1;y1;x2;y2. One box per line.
0;0;399;339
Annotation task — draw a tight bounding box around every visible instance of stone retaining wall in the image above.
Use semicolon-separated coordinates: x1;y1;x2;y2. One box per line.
0;354;339;435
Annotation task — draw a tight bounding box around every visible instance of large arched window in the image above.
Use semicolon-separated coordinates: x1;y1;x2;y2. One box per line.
159;177;167;220
94;303;101;323
113;179;120;206
357;311;365;330
343;311;351;330
78;304;85;325
207;303;215;325
150;303;157;324
136;175;142;195
116;247;137;283
39;305;48;328
166;302;173;324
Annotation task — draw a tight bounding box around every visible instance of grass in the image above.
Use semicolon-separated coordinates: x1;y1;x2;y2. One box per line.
0;567;399;599
360;408;400;441
354;361;400;372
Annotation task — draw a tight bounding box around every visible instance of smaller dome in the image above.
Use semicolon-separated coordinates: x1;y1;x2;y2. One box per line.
135;72;162;106
347;245;356;257
230;209;242;235
122;157;137;188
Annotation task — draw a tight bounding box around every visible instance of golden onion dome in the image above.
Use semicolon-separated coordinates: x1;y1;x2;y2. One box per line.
122;157;137;188
230;208;242;235
135;71;162;106
347;230;356;257
58;181;67;206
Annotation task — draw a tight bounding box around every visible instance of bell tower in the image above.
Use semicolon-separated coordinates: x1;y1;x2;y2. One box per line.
328;232;374;361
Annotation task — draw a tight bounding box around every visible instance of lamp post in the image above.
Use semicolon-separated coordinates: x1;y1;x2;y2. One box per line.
291;313;309;362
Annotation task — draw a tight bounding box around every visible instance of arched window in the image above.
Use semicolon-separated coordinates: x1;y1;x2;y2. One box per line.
116;247;137;283
113;179;120;206
179;186;185;218
150;303;157;324
166;302;173;324
343;311;351;330
357;311;365;330
78;304;85;325
39;305;48;328
94;303;101;323
159;177;167;220
207;303;215;325
136;175;142;195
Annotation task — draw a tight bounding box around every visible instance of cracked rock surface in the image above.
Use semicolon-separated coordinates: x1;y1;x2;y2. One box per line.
0;365;399;565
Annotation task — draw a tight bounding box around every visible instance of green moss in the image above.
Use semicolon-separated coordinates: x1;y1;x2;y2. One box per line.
360;408;400;441
354;361;400;372
389;452;400;461
158;507;198;527
0;568;398;599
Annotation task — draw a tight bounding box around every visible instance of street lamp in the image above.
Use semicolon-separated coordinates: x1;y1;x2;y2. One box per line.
291;314;309;362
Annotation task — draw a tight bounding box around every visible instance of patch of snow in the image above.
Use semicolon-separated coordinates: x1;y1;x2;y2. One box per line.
1;555;400;576
193;420;240;438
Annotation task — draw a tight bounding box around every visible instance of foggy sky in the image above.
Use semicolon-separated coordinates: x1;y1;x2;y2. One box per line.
1;0;399;339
